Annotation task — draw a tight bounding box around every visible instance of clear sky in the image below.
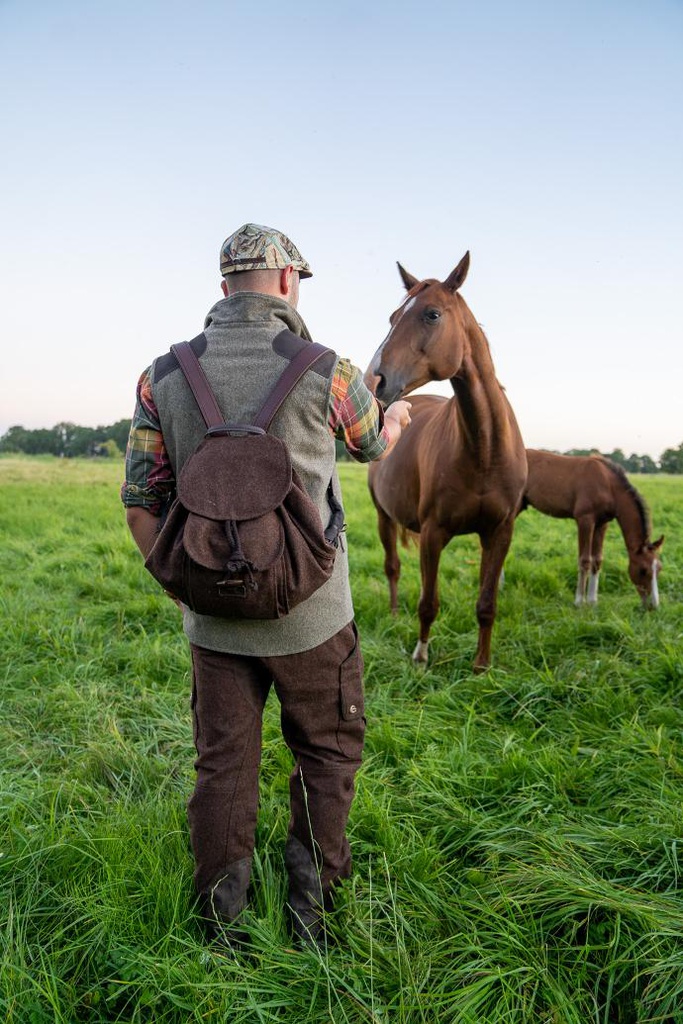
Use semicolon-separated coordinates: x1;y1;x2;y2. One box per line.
1;0;681;459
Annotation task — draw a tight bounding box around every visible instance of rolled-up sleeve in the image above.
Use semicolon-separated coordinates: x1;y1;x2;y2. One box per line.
121;368;176;515
328;359;390;463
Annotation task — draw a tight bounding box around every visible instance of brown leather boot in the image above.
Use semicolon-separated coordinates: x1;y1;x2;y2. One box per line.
197;856;252;952
285;836;330;950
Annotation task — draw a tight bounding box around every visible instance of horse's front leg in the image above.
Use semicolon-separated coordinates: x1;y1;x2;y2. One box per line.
587;521;608;604
375;505;401;614
475;518;515;672
575;517;596;606
412;524;448;666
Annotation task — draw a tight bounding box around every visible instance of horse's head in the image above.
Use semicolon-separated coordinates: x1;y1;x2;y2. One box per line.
628;535;664;609
365;252;471;406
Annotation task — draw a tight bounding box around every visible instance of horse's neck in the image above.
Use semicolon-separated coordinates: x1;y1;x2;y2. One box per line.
449;322;511;455
612;477;648;553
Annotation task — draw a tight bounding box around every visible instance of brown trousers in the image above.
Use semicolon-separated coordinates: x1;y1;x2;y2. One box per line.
188;621;365;899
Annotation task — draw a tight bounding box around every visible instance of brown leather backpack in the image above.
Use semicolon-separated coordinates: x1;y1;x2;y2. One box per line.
144;336;344;619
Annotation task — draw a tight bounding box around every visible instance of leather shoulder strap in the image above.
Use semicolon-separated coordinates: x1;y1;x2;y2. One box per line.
170;335;224;429
253;342;331;431
170;335;332;432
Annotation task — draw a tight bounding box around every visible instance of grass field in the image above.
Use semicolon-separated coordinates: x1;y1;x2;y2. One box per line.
1;455;682;1023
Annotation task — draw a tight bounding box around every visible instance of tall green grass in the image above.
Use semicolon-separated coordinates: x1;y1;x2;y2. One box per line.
1;455;682;1022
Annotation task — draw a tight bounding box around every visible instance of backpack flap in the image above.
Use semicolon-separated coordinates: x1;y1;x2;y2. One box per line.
177;432;292;575
178;433;292;519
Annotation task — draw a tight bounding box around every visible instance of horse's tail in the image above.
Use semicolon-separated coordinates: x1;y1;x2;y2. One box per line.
399;526;420;549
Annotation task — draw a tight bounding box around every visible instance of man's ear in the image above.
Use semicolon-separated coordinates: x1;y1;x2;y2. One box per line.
221;278;229;297
279;265;294;296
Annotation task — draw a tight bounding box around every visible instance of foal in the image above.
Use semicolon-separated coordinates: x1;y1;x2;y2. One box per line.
522;449;664;608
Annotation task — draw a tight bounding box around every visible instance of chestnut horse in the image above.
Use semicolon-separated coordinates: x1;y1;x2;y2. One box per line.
365;253;527;671
521;449;664;608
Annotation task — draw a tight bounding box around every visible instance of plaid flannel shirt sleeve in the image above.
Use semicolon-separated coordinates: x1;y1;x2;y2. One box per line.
120;368;176;516
328;358;390;462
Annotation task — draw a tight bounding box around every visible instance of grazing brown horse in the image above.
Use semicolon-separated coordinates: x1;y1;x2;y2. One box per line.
365;253;527;671
521;449;664;608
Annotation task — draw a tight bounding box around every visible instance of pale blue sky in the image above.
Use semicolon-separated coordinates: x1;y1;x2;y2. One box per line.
1;0;681;457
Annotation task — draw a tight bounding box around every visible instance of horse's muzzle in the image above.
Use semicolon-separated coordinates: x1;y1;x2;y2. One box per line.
639;585;659;611
363;369;381;398
375;374;404;407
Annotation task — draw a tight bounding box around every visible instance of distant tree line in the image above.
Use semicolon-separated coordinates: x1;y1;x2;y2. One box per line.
0;420;131;458
562;445;683;474
336;438;683;473
3;425;683;474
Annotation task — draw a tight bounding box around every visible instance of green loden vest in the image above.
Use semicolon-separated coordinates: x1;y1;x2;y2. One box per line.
150;292;354;656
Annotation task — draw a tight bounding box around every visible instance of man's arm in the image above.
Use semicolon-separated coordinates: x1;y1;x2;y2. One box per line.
329;359;411;461
126;506;181;607
126;506;160;559
121;367;177;592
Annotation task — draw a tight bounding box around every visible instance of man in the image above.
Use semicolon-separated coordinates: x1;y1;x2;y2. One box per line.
122;223;411;950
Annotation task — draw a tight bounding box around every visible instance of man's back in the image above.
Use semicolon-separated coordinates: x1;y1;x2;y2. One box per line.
150;290;354;657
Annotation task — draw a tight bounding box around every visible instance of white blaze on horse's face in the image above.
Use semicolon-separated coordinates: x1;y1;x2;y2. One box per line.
398;296;417;319
649;557;661;609
364;293;416;398
629;550;661;609
365;293;419;388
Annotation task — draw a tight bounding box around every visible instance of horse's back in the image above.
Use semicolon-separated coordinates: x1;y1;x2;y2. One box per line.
525;450;614;519
370;392;524;533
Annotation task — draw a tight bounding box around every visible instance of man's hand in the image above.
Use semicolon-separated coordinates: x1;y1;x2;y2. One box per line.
377;400;412;460
385;400;412;430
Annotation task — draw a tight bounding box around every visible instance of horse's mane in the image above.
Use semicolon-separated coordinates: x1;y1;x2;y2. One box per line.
600;457;651;540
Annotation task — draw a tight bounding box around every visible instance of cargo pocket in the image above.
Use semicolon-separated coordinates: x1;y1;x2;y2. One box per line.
337;625;365;758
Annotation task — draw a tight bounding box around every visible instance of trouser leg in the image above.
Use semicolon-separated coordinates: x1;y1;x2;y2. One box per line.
266;622;365;935
187;643;271;924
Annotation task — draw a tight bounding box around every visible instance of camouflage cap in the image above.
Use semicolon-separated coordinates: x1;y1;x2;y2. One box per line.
220;223;312;279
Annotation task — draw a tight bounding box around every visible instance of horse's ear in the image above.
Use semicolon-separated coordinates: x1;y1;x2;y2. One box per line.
650;535;665;552
397;262;419;291
444;251;471;292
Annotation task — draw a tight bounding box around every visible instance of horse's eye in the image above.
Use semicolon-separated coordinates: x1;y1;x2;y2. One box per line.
424;308;441;323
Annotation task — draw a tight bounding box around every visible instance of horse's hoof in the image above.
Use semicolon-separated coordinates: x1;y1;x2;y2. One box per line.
412;640;429;665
